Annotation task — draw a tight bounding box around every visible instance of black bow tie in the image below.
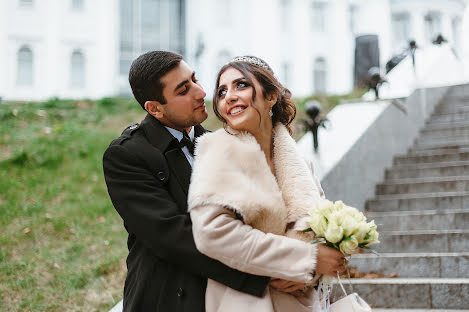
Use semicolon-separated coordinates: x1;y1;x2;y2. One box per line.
180;131;195;156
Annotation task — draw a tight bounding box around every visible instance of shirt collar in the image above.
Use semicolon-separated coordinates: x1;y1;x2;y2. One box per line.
164;126;195;142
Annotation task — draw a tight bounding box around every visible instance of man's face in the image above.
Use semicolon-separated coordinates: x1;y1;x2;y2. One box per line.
157;61;208;131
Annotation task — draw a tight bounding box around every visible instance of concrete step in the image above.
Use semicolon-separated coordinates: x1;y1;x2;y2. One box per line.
412;139;469;152
376;176;469;195
420;126;469;138
375;229;469;253
366;209;469;231
349;252;469;278
423;120;469;131
366;191;469;212
331;278;469;309
385;161;469;179
427;111;469;124
394;149;469;165
434;104;469;114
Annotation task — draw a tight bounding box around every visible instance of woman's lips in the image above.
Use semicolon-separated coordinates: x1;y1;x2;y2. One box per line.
228;105;247;116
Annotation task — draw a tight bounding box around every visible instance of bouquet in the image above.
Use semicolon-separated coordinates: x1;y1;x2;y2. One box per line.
305;200;379;255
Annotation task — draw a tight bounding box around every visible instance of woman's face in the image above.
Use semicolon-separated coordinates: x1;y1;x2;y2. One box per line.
216;67;271;134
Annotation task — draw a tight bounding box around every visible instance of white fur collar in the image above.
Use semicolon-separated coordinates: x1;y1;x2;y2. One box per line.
188;123;322;235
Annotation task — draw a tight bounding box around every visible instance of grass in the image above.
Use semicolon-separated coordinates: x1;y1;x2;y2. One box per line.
0;92;362;311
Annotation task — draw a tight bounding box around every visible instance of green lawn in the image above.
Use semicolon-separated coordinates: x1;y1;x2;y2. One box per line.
0;92;362;311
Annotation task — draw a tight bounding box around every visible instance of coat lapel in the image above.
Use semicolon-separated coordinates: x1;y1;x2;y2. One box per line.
140;114;206;195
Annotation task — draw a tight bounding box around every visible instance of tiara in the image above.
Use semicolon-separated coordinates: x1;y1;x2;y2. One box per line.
231;56;271;71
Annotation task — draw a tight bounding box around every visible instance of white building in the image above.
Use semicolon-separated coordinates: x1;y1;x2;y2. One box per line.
0;0;467;101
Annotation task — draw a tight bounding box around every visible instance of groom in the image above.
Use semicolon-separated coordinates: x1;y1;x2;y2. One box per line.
103;51;273;312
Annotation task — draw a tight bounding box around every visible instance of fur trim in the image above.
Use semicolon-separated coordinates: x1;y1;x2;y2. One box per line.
188;124;322;237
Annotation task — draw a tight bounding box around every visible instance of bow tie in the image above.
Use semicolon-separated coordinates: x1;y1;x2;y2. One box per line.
179;131;195;156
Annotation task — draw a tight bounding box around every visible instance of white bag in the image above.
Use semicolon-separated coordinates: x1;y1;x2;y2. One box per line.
330;273;372;312
330;293;372;312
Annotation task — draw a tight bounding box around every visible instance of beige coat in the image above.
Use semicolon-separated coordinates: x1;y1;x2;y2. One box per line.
189;123;325;312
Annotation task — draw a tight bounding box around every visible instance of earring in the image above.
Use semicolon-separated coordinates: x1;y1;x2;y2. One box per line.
269;108;273;117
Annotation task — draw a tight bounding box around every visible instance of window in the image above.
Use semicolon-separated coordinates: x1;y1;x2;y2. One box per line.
19;0;33;6
72;0;84;10
119;0;186;78
17;46;33;86
391;12;410;52
71;50;85;88
313;57;327;94
452;17;462;51
424;12;441;43
281;62;291;86
349;4;357;34
311;1;326;32
279;0;291;31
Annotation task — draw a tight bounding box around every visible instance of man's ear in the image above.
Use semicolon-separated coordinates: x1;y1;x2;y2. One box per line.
145;101;164;119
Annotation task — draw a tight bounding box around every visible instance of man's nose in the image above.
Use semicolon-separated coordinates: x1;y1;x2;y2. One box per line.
194;82;206;99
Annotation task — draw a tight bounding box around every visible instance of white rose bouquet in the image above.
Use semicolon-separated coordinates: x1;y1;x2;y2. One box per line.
305;199;379;255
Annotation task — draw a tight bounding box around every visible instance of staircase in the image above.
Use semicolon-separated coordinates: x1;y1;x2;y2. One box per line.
343;84;469;310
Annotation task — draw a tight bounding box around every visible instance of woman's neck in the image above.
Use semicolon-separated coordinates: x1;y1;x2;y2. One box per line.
253;122;274;171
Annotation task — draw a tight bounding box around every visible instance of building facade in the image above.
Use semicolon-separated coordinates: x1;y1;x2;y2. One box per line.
0;0;467;101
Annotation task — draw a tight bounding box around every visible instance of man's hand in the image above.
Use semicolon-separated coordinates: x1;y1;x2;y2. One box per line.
315;244;348;277
269;278;306;297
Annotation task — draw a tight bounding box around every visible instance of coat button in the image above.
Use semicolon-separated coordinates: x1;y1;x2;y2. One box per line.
157;171;165;181
177;287;184;297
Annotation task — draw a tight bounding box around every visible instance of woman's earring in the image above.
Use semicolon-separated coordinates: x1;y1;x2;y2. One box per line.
269;108;273;117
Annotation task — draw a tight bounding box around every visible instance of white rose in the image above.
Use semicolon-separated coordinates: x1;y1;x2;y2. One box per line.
339;236;359;255
333;200;345;211
324;220;344;244
308;212;328;237
354;222;371;244
363;229;380;245
341;215;359;237
368;220;377;231
316;200;334;219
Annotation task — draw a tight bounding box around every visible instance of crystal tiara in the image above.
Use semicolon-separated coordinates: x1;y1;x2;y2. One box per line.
230;56;271;71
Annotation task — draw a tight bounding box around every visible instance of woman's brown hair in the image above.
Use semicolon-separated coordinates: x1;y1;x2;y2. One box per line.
213;57;296;134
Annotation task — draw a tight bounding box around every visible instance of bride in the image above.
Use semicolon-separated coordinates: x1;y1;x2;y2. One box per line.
188;56;346;311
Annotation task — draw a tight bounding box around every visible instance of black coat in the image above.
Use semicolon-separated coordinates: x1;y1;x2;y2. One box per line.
103;114;269;312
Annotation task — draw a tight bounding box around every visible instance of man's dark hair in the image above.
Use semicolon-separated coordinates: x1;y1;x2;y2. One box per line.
129;51;183;109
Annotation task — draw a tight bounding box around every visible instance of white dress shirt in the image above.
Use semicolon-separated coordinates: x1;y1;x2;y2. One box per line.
164;126;195;167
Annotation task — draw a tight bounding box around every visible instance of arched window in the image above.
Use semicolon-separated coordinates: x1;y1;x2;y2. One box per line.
311;1;326;32
17;46;33;86
313;57;327;94
391;12;410;52
424;12;441;43
71;50;85;88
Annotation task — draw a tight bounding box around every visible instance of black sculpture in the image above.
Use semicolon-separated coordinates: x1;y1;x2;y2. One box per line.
302;100;328;152
365;67;387;100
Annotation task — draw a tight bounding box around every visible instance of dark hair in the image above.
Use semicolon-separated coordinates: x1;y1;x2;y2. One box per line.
213;58;296;134
129;51;183;109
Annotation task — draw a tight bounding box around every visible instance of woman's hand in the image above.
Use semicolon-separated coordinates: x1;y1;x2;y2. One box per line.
315;244;348;277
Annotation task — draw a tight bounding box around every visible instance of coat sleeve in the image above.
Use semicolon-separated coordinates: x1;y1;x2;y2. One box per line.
190;203;318;284
103;144;269;296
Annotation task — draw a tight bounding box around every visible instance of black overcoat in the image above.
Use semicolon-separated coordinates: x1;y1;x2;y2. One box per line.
103;114;269;312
